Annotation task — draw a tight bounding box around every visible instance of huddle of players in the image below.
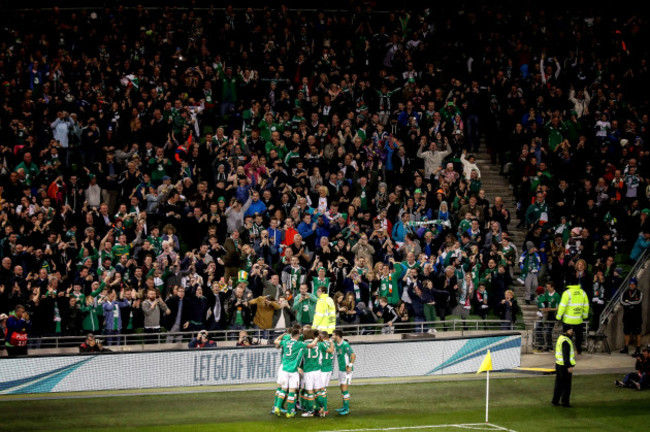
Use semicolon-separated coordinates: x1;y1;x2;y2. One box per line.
272;325;356;418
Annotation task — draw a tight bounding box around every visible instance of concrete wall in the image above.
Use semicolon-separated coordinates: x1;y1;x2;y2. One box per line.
603;257;650;350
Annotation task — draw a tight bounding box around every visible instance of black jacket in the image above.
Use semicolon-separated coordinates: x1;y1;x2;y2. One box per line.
164;295;192;330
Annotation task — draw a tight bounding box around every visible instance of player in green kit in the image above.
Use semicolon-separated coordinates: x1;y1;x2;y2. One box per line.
271;324;302;415
273;328;318;418
316;331;335;417
332;329;356;416
299;329;322;417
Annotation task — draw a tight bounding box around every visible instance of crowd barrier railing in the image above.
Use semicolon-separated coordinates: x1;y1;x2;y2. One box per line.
20;319;518;350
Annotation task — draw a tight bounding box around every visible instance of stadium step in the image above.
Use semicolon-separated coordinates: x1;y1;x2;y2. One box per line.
476;140;536;330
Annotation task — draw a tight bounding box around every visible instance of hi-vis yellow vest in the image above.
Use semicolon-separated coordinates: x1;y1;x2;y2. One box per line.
555;335;576;366
556;285;589;325
313;293;336;333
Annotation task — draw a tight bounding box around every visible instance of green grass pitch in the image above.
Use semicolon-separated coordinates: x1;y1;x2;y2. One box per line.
4;373;648;432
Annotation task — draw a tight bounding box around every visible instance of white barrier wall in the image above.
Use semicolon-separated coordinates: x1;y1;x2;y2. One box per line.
0;334;521;395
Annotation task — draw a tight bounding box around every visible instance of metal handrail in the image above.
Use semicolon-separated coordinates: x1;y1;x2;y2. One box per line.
598;248;650;331
531;320;589;350
25;319;519;349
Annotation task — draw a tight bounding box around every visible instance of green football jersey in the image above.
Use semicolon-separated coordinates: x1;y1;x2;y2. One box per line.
280;339;307;373
319;341;334;373
302;340;321;373
335;340;354;372
111;243;132;259
278;333;291;352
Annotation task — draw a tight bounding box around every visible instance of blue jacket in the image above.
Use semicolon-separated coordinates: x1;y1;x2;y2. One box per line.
392;220;407;243
102;299;130;331
631;234;650;261
235;184;252;203
5;313;31;346
314;219;331;244
244;199;267;217
385;141;396;171
297;221;315;240
268;227;283;246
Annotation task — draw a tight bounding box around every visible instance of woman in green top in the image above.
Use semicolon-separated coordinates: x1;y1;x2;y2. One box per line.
80;295;104;334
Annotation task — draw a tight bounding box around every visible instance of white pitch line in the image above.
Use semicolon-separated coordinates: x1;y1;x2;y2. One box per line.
485;424;519;432
319;424;517;432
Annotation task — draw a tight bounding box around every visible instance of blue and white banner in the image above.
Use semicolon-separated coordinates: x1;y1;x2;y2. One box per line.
0;334;520;395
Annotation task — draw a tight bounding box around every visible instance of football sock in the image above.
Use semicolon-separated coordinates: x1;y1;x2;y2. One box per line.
287;391;297;413
306;391;316;411
274;390;286;409
342;390;350;410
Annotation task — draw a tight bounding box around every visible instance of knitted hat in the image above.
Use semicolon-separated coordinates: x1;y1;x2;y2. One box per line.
526;241;535;251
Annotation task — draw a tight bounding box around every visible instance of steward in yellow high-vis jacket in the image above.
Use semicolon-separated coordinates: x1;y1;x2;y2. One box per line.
556;284;589;354
552;324;576;407
312;286;336;334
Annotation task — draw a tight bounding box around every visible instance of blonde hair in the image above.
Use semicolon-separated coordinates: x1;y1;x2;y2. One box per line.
505;289;515;298
319;186;329;196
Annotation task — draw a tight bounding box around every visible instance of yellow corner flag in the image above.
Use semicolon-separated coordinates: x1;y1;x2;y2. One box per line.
476;349;493;375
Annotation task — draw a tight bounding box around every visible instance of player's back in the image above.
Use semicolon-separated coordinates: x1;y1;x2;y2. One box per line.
336;339;354;371
319;340;335;372
302;340;321;373
281;338;306;373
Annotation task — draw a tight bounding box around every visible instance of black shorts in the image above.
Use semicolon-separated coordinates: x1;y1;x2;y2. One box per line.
623;315;642;335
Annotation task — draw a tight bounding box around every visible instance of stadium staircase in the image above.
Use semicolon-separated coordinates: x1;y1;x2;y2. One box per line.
475;146;539;330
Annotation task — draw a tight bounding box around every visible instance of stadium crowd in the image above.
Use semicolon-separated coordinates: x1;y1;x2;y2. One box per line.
0;3;649;354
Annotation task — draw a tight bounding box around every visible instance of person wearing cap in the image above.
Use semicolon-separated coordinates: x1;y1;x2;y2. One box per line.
188;329;217;348
441;100;461;124
620;278;643;356
552;324;576;407
556;283;589;355
518;241;541;304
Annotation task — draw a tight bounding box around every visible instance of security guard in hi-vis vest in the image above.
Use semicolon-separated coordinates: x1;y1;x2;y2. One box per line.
552;324;576;407
556;284;589;354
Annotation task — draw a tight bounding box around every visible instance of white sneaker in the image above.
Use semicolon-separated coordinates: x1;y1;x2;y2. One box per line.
427;328;437;334
301;411;314;417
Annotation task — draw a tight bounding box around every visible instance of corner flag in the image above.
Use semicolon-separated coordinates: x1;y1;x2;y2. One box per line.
477;349;493;423
476;349;493;374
